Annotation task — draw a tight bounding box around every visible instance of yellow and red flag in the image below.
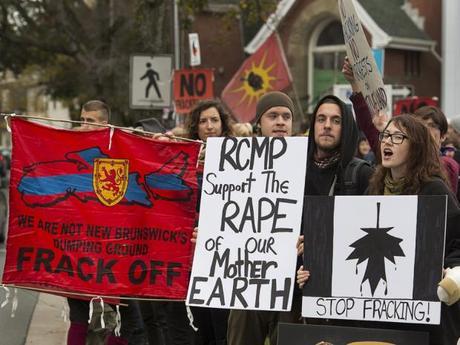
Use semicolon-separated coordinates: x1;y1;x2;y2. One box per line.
221;33;292;123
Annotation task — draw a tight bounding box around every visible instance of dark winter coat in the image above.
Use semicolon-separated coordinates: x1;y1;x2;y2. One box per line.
305;95;373;196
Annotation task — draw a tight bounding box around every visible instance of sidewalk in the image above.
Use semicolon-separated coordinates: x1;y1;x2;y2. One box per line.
25;293;68;345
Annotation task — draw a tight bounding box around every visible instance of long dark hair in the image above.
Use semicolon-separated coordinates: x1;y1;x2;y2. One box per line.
368;114;447;194
186;99;233;140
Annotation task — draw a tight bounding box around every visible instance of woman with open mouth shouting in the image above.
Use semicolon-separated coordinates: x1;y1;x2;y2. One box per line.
368;114;460;345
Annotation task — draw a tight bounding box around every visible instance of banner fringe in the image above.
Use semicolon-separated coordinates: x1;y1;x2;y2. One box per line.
11;288;18;318
61;299;69;322
1;284;187;303
1;286;10;308
186;304;198;332
114;305;121;337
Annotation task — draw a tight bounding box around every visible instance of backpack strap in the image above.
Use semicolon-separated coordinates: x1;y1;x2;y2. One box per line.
342;158;370;195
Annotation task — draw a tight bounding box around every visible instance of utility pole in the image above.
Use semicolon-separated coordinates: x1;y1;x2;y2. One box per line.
173;0;181;125
173;0;180;70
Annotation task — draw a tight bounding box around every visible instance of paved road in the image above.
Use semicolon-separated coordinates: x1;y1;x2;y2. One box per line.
1;243;39;345
1;184;39;345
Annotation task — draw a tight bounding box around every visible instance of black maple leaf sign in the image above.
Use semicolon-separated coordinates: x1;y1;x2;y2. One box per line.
346;202;405;296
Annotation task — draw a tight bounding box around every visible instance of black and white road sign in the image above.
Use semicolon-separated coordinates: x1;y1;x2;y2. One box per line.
130;55;173;109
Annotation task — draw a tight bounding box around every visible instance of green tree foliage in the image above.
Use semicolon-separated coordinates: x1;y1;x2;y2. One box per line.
0;0;277;124
0;0;172;123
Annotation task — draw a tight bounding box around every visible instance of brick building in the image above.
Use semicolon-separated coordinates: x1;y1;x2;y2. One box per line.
186;0;455;122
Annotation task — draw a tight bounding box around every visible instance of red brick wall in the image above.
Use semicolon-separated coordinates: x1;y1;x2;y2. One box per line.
407;1;442;97
382;1;441;98
408;0;442;53
188;1;442;105
278;0;315;44
384;49;440;99
189;12;245;96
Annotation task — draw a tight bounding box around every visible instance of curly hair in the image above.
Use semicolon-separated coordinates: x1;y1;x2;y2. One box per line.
368;114;448;195
186;99;233;140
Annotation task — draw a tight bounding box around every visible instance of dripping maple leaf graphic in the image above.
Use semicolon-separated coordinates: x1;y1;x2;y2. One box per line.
346;202;405;296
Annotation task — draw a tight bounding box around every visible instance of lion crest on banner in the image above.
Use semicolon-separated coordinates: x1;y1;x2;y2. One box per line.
93;158;129;206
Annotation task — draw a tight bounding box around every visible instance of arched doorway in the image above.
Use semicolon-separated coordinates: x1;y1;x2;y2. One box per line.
308;19;347;107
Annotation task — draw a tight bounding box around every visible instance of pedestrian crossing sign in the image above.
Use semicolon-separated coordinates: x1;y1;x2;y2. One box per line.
130;54;173;109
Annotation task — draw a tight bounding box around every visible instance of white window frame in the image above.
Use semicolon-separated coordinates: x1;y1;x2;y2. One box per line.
308;18;346;111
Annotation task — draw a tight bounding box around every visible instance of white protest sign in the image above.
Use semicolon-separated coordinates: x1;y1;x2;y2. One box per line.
338;0;388;115
187;137;308;311
302;195;446;324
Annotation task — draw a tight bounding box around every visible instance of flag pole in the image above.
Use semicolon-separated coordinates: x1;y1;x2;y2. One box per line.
289;79;307;132
274;32;306;131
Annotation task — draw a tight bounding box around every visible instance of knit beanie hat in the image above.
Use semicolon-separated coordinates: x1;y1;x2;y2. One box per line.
254;91;295;124
450;115;460;133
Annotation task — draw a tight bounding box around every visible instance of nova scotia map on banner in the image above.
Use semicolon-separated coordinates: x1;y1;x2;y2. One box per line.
1;118;201;299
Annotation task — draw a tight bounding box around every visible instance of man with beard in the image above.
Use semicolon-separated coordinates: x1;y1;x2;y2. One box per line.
305;95;373;197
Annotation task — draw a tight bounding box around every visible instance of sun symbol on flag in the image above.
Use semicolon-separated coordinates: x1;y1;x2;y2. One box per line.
232;52;277;106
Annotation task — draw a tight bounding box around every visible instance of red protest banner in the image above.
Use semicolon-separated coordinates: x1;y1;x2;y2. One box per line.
174;68;214;114
221;33;292;123
393;96;439;115
2;118;200;299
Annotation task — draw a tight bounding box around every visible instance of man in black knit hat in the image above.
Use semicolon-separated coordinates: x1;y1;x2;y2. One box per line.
252;90;295;137
227;91;300;345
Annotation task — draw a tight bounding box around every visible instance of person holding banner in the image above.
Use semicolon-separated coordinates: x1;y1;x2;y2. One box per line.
140;99;234;345
187;98;234;160
368;115;460;344
296;93;373;324
342;57;459;197
78;100;109;129
187;99;233;345
298;114;460;344
224;91;303;345
66;100;139;345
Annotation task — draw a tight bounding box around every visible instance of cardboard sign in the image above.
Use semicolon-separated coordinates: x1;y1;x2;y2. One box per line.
2;118;200;299
278;323;429;345
174;68;214;114
338;0;388;115
302;196;446;324
186;137;308;310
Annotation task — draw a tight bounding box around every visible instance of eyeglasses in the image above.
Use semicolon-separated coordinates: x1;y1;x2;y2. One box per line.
378;131;408;144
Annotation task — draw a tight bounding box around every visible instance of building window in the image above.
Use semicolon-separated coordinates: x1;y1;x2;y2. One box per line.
317;21;346;46
310;20;347;105
404;51;421;78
